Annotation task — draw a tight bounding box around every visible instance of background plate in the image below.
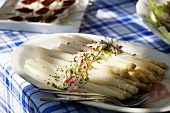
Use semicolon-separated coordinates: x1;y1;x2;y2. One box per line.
0;0;89;33
136;0;170;45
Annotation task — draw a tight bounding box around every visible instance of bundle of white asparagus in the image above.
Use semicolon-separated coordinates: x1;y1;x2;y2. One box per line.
24;34;168;100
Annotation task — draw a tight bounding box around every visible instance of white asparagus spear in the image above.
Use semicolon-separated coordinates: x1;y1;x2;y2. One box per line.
56;43;78;54
101;85;133;98
69;85;92;93
36;58;67;77
88;69;139;94
25;58;58;76
35;47;74;61
37;58;60;70
25;58;68;84
123;52;167;69
100;59;136;71
135;66;157;83
71;34;109;43
103;55;137;71
71;35;93;44
116;77;151;91
129;70;149;83
75;80;127;100
56;35;83;45
92;62;130;77
35;52;70;67
66;41;88;51
120;55;166;76
24;64;63;87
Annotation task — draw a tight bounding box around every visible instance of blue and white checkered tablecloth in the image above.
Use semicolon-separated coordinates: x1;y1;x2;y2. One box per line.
1;0;170;113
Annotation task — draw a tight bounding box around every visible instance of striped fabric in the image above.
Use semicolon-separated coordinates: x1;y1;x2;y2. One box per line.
0;0;170;113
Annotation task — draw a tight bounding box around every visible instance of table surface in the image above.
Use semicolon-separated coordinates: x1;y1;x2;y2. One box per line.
1;0;170;113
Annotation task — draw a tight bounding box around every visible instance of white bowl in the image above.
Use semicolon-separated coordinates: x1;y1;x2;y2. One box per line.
136;0;170;45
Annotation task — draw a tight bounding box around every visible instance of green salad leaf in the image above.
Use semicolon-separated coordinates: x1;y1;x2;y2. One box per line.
149;0;169;20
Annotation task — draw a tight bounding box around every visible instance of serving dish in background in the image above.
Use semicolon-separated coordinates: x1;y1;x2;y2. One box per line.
0;0;89;33
136;0;170;45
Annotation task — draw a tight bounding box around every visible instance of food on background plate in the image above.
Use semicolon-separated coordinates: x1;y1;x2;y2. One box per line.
23;34;168;100
8;0;78;23
147;0;170;42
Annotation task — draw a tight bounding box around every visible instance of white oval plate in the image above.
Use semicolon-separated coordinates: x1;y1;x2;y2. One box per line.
11;33;170;112
136;0;170;45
